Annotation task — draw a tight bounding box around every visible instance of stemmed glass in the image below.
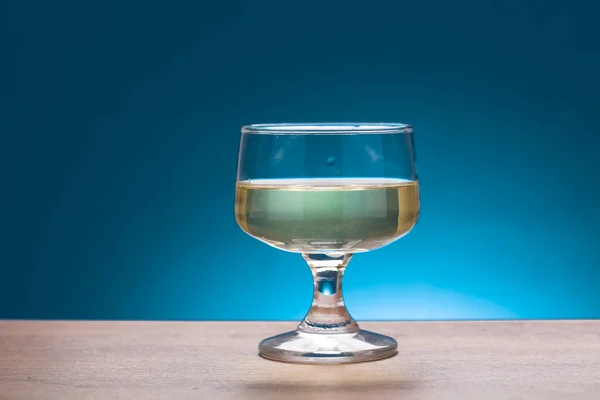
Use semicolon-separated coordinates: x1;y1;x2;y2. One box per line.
235;123;420;364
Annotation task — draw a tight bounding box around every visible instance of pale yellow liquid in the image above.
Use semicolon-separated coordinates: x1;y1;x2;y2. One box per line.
235;178;420;253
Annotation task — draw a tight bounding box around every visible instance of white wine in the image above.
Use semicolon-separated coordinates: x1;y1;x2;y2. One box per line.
235;178;420;253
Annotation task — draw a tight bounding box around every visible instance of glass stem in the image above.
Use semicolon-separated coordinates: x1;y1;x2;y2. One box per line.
297;253;359;334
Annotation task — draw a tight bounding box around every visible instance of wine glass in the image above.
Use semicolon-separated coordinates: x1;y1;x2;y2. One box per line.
235;123;420;364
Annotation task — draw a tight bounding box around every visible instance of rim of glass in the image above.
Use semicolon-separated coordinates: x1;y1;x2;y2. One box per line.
241;123;412;135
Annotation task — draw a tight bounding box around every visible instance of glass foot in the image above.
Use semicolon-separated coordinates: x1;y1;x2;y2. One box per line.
258;329;398;364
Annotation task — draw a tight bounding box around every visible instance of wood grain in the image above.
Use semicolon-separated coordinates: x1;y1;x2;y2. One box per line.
0;321;599;399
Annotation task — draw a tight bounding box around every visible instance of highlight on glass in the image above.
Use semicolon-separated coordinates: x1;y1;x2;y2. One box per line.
234;123;420;364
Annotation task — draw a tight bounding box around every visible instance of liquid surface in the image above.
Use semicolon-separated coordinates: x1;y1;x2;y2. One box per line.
235;178;420;253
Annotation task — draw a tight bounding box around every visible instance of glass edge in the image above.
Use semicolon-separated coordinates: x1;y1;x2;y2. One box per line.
241;123;413;135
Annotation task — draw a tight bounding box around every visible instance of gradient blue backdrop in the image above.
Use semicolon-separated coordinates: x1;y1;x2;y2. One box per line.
1;0;599;320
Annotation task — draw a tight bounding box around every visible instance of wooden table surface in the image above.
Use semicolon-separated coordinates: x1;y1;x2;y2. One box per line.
0;320;599;399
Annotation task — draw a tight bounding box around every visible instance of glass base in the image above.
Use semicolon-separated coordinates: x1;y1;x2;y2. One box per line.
258;329;398;364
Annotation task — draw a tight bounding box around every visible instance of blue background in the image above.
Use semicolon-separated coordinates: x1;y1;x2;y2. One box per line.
1;0;599;320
